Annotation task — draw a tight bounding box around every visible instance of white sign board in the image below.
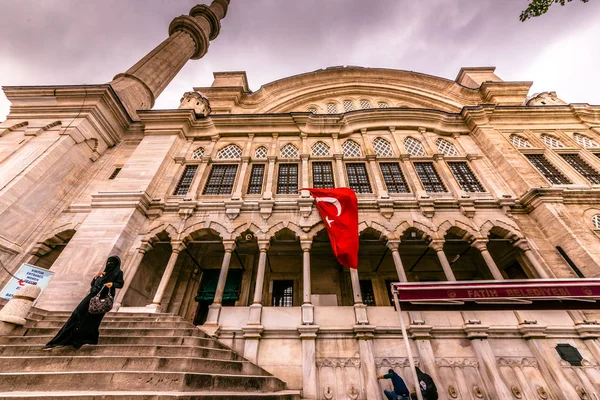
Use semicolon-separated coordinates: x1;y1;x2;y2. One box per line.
0;263;54;301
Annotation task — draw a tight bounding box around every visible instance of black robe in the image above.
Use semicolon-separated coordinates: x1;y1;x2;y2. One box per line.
46;256;124;349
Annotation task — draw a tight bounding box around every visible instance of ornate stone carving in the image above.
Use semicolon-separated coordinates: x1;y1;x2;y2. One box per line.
323;385;334;400
576;386;589;399
347;384;360;400
497;357;538;367
536;386;549;399
179;91;211;117
473;385;484;398
512;385;523;399
376;357;420;368
448;385;458;398
316;357;361;369
526;91;567;106
435;357;479;368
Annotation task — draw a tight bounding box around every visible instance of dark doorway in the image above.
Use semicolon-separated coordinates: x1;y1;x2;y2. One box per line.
193;269;242;325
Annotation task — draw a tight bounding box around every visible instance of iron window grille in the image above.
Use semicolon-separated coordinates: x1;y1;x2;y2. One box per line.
559;153;600;184
254;146;268;159
510;134;532;148
342;140;362;158
247;164;265;194
573;133;599;148
436;138;458;156
202;164;238;195
541;134;565;148
379;162;409;193
277;163;298;194
108;167;122;180
346;163;372;193
272;280;294;307
525;154;572;185
307;108;317;114
326;103;338;114
343;100;354;112
592;214;600;229
312;162;335;189
173;165;199;195
216;144;242;159
448;162;485;192
404;137;426;157
311;141;331;157
372;138;394;157
378;102;389;108
191;147;205;160
280;143;299;159
359;99;371;109
360;280;376;306
414;162;447;193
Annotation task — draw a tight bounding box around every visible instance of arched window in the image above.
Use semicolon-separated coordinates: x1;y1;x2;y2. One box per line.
436;138;458;156
574;133;600;148
326;103;338;114
342;140;362;158
404;137;426;157
359;99;371;109
593;214;600;229
254;146;268;159
343;100;354;112
372;137;393;157
307;108;317;114
311;141;330;156
509;134;532;148
216;144;242;159
378;102;389;108
191;147;205;160
541;134;565;148
280;143;299;159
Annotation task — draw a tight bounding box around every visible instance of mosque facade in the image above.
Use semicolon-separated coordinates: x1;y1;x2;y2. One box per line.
2;1;600;399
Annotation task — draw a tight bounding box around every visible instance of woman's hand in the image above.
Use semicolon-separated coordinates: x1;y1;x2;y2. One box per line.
93;272;105;279
105;282;113;288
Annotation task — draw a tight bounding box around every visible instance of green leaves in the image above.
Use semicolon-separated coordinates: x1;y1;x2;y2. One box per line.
520;0;590;21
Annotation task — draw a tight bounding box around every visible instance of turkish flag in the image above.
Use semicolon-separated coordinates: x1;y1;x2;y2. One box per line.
304;188;359;269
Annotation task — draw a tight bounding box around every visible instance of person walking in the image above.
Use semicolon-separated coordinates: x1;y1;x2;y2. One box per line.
378;369;411;400
43;255;124;350
410;367;439;400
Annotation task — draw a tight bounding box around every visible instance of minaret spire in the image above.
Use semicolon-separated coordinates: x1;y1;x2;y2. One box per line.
110;0;230;119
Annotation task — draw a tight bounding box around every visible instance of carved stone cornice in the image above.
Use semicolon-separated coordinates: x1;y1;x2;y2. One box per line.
435;357;478;368
497;357;538;367
376;357;420;368
317;357;361;369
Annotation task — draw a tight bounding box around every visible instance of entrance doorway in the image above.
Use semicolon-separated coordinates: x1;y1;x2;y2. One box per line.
193;269;242;325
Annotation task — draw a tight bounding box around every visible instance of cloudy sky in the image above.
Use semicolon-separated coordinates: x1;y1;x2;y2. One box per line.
1;0;599;121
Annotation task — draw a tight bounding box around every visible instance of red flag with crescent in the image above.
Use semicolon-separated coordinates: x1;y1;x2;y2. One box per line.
304;188;359;269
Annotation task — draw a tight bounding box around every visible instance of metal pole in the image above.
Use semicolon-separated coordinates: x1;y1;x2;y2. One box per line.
392;285;423;400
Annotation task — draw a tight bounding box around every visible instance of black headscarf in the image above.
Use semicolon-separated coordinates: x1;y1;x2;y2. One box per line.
91;256;124;295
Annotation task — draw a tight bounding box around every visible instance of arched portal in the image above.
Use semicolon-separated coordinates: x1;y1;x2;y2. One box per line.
30;229;76;270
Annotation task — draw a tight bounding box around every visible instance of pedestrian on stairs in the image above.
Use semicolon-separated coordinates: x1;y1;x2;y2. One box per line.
378;369;411;400
43;255;124;350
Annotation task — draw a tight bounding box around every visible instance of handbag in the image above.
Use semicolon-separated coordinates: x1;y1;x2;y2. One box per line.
88;286;113;315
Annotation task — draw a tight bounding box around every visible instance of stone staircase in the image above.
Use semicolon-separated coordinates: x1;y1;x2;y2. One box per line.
0;309;300;399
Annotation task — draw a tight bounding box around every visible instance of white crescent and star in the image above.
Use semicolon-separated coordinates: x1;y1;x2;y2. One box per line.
315;197;342;227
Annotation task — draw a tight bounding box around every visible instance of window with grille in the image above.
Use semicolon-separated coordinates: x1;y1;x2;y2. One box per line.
216;144;242;159
559;154;600;184
280;143;299;159
343;100;354;112
414;162;447;193
574;133;599;148
448;162;485;192
272;280;294;307
593;214;600;229
510;134;532;148
312;162;334;188
541;134;565;148
311;141;330;156
326;103;338;114
277;163;298;194
346;163;372;193
173;165;199;195
360;280;376;306
254;146;268;159
378;102;389;108
202;164;238;195
307;108;317;114
404;137;426;157
525;154;571;185
191;147;205;160
436;138;458;156
247;164;265;194
342;140;362;158
108;167;122;180
380;163;409;193
359;99;371;109
372;138;393;157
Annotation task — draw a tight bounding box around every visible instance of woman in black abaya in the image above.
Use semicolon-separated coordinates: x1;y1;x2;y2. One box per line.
43;255;124;349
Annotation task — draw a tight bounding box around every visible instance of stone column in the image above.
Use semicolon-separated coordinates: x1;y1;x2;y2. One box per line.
300;133;310;198
452;364;472;400
232;133;255;200
332;133;347;186
147;241;185;312
299;325;319;399
387;240;407;282
471;240;504;280
514;240;551;279
360;128;388;199
513;364;538;400
187;135;219;200
350;267;369;325
301;240;314;324
429;240;456;281
205;240;236;326
263;156;277;200
114;241;152;309
247;240;269;325
110;0;231;119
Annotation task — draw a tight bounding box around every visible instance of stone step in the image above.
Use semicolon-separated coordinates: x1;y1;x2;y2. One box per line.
0;390;301;399
34;320;194;329
0;356;267;375
40;315;184;323
40;312;175;318
25;327;200;337
0;335;225;348
0;371;286;393
0;344;239;359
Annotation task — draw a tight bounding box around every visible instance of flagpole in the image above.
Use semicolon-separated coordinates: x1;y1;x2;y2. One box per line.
392;285;423;400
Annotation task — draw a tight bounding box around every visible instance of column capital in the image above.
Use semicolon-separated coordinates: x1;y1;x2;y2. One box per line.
138;241;153;253
513;239;530;252
470;239;489;252
222;240;236;252
257;240;270;252
301;240;313;251
171;241;186;253
386;240;401;251
429;239;445;252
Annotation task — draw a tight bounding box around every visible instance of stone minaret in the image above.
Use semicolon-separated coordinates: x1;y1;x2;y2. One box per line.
110;0;230;119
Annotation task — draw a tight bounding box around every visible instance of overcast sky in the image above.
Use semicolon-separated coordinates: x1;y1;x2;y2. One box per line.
1;0;599;121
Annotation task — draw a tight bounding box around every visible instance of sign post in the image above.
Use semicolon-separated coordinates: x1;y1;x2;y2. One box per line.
0;264;54;302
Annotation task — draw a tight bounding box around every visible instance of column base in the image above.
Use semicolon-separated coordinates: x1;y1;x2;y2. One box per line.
301;303;314;325
247;303;263;325
298;325;319;400
144;303;162;313
353;303;369;325
204;303;222;326
242;324;264;364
